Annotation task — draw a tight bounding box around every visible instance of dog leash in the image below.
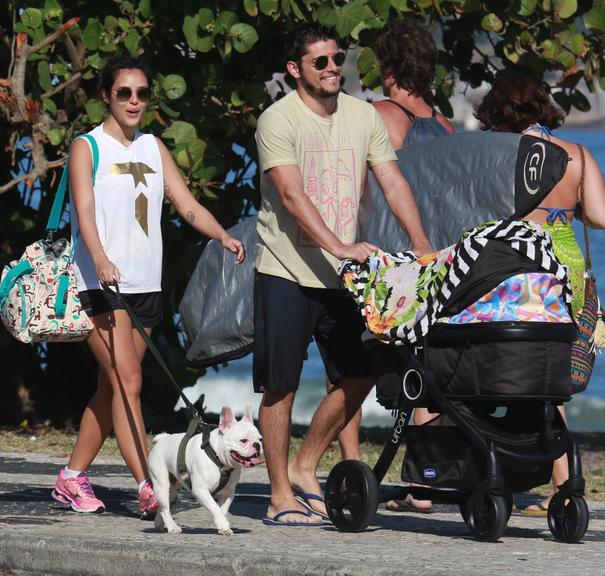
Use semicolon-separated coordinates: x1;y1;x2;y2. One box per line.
100;282;204;423
100;283;232;492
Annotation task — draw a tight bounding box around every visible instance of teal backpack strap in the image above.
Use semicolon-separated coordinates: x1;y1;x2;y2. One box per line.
45;134;100;238
0;260;35;306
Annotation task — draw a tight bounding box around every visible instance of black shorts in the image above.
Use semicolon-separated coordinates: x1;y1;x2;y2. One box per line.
253;272;372;393
78;289;163;328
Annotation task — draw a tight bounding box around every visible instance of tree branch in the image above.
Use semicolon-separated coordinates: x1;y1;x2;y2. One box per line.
0;156;66;195
29;18;80;55
41;72;82;99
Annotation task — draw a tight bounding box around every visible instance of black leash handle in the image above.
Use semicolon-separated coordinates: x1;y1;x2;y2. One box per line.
100;282;204;423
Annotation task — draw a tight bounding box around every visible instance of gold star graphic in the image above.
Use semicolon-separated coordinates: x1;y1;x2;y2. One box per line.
110;162;156;187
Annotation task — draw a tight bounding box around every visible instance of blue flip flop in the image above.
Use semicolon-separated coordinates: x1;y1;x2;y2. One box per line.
262;508;325;527
294;492;330;520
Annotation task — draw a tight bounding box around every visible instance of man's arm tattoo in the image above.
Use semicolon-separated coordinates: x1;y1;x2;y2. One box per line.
164;182;176;204
379;165;391;177
186;210;196;224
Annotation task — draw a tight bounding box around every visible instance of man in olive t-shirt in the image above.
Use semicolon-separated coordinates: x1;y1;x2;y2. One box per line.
254;23;432;526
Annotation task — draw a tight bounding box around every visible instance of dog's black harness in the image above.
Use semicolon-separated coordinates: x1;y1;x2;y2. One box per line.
176;417;234;496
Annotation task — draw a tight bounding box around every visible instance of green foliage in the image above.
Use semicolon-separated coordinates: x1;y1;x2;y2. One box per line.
0;0;604;426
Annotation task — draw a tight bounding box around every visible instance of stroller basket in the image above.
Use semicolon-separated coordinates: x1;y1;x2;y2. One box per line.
425;322;575;401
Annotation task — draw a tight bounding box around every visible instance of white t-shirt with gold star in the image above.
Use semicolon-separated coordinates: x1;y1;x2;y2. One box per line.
70;123;164;293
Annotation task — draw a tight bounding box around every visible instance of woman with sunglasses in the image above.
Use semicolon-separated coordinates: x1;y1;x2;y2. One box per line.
51;55;244;518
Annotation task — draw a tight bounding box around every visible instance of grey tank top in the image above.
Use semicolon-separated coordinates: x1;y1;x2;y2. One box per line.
385;100;450;147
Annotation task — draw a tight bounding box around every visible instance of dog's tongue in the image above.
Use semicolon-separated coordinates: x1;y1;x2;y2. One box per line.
249;456;263;466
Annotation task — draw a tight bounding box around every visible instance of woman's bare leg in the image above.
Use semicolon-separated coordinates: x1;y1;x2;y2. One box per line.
68;314;151;476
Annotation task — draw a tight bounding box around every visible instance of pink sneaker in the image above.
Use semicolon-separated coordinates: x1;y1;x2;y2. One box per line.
52;469;105;513
139;479;158;520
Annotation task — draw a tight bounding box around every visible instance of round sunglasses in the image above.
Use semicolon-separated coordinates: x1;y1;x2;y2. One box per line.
112;86;151;103
310;51;346;70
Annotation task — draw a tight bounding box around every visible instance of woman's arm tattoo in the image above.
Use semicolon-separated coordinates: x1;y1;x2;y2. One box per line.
164;182;176;204
186;210;196;224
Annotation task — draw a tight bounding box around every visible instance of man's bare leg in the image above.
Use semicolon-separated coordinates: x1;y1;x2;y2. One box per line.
326;377;362;461
260;389;321;524
289;377;374;516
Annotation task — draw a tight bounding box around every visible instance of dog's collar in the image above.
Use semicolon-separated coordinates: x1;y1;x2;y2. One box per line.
176;418;233;495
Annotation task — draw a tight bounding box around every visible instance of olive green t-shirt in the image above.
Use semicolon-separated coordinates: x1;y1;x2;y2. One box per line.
255;90;396;288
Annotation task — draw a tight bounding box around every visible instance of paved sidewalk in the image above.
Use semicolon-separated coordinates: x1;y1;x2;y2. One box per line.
0;451;604;576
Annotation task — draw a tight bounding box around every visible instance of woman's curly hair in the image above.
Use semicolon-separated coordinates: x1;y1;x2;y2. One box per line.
475;71;565;133
374;19;437;98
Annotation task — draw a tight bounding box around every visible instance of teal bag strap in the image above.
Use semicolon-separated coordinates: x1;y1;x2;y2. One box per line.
46;134;100;237
0;260;35;306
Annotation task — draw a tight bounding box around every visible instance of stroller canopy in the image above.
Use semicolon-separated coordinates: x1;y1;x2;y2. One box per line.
179;132;568;367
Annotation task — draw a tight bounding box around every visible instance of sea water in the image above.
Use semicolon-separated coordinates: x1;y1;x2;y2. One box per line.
179;129;605;432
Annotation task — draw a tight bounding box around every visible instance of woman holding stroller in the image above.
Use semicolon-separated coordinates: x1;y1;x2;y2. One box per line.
476;71;605;512
51;54;245;517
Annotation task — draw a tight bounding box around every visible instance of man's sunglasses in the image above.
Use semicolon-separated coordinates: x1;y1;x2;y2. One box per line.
112;87;151;102
311;51;346;70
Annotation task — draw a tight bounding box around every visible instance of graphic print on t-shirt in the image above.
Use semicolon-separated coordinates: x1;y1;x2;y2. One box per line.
110;162;156;187
298;148;358;247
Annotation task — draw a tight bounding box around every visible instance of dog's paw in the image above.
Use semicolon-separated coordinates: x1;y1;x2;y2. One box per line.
166;524;182;534
218;526;233;536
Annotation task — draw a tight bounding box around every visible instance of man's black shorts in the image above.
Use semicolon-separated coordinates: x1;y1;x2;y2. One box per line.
78;289;163;328
253;272;372;393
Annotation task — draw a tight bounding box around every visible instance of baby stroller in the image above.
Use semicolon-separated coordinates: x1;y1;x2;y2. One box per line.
324;218;589;543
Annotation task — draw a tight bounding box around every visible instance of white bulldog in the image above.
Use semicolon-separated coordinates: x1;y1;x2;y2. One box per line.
148;405;263;535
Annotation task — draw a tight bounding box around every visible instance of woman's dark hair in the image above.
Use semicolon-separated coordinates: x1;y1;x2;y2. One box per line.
98;54;153;95
285;22;340;62
374;19;436;97
475;71;565;133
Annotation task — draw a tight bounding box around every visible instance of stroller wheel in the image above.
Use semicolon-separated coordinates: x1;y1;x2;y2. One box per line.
547;494;589;543
463;491;508;542
460;492;513;528
325;460;378;533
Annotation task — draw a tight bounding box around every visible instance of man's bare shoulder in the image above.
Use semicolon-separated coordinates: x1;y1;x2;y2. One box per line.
435;112;455;134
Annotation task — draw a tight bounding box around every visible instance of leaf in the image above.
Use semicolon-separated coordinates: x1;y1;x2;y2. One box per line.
43;0;63;21
243;0;258;17
48;127;66;145
139;0;152;19
481;13;504;33
198;8;215;29
83;18;102;51
557;50;575;70
335;1;366;38
570;33;585;56
541;39;561;60
22;8;43;29
517;0;538;16
259;0;279;15
503;44;521;64
570;89;590;112
197;36;215;53
158;100;180;119
216;11;238;33
124;29;141;56
357;47;378;75
230;23;259;53
552;90;571;113
390;0;411;11
84;99;106;123
86;52;107;70
584;2;605;32
163;74;187;100
37;61;53;92
42;98;57;115
553;0;577;19
176;138;207;170
316;4;337;26
162;121;197;144
183;14;200;49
